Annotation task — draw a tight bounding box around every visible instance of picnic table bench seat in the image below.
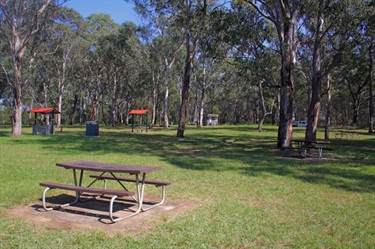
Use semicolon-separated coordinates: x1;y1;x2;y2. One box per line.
89;174;171;187
89;174;171;211
40;182;134;197
40;182;135;222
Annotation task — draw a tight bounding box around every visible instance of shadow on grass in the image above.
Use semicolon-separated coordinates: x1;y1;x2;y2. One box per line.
5;126;375;193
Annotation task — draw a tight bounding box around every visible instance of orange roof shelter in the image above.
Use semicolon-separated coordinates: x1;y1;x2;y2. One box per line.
29;107;60;114
29;107;60;135
128;109;150;133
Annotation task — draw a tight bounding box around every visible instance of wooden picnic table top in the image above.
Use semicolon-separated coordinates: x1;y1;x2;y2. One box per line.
292;139;330;145
56;160;162;174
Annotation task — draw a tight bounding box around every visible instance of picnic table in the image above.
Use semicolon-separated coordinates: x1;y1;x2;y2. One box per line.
40;160;171;222
294;140;334;158
284;140;334;159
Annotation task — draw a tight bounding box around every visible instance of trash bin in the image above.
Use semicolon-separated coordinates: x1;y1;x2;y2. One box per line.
86;121;99;137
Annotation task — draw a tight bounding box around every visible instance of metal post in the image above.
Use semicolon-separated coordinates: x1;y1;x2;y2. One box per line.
132;115;134;132
146;112;149;133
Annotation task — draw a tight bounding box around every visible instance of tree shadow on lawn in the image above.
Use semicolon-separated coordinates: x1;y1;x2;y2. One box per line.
14;129;375;194
292;161;375;192
0;131;8;137
148;135;375;193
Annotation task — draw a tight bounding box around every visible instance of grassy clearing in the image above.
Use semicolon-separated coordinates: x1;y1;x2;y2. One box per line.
0;124;374;248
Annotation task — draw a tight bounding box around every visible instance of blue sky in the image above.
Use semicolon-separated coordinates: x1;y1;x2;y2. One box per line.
63;0;140;24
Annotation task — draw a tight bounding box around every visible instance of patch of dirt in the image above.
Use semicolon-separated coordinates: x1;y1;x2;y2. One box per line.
6;194;199;236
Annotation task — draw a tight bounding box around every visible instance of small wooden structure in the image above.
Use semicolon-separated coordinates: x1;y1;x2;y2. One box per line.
129;109;150;133
29;107;60;135
206;114;219;126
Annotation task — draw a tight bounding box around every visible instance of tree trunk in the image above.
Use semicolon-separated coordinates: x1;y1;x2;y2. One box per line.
197;66;207;128
277;84;294;148
324;73;332;139
177;0;206;137
246;0;300;148
193;84;199;126
4;0;53;137
257;80;274;132
11;47;26;137
352;97;360;125
90;77;100;121
198;87;205;128
70;94;78;125
101;102;107;126
368;44;374;133
43;82;49;125
163;58;170;129
177;46;190;135
258;80;266;132
12;92;23;137
306;9;324;142
79;95;87;125
57;84;63;126
152;71;158;126
111;75;118;127
177;0;193;138
277;15;298;148
57;51;68;128
193;68;206;129
111;98;117;127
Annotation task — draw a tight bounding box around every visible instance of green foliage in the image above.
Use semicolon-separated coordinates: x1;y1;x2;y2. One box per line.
212;105;220;114
0;125;374;247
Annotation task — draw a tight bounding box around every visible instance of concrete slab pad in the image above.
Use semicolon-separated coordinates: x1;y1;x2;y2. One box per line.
7;194;184;235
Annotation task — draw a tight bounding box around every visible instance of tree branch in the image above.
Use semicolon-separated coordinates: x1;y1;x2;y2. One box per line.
243;0;277;25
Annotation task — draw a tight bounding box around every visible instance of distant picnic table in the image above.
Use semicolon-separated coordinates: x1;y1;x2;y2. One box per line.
283;140;334;159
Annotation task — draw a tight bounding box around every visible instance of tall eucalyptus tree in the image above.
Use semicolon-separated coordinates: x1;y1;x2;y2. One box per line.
361;1;375;133
303;0;355;140
97;22;143;126
0;0;65;137
244;0;303;148
85;14;119;121
190;2;230;128
177;0;208;138
300;0;374;139
225;3;280;131
131;0;186;128
48;7;85;127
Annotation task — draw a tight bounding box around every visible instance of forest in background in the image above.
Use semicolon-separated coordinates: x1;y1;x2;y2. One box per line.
0;0;374;144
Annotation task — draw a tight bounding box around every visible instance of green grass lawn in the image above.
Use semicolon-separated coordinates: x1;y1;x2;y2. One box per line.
0;124;374;248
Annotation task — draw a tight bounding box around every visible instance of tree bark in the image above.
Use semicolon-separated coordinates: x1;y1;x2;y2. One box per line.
151;71;158;126
111;74;118;127
0;0;53;137
258;80;276;132
163;58;170;128
277;12;298;148
70;94;78;125
247;0;300;148
177;0;206;137
306;6;324;142
198;65;207;128
368;44;374;133
90;75;100;121
324;73;332;139
56;49;69;128
177;1;193;138
198;87;205;128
